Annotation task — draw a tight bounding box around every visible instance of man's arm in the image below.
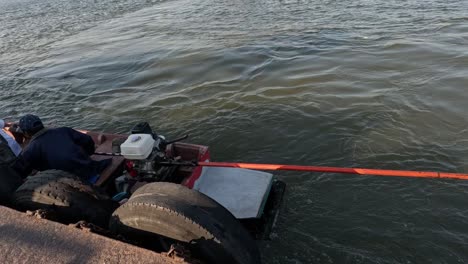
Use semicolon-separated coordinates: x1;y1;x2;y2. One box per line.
68;128;95;155
12;148;34;178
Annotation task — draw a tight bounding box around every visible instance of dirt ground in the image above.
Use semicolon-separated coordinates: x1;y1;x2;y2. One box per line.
0;206;190;264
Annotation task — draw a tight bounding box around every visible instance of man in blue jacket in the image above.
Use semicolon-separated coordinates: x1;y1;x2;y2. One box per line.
13;114;110;182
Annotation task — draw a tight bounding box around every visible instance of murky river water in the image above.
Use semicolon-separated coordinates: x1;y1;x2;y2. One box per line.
2;0;468;263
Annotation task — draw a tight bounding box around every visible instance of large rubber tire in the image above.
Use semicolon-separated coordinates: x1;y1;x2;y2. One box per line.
109;182;261;264
13;170;116;227
0;164;22;205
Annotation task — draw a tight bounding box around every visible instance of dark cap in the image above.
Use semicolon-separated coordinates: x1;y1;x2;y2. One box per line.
19;114;44;134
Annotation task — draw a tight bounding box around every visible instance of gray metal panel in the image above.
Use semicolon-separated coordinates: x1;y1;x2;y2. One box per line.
193;167;273;219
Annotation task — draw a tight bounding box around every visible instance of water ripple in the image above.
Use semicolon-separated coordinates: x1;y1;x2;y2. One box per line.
2;0;468;263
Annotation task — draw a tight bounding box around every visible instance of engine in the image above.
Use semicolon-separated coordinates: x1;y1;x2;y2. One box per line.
121;133;170;178
115;123;180;194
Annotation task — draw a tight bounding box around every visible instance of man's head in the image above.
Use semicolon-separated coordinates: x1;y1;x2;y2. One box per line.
19;114;44;138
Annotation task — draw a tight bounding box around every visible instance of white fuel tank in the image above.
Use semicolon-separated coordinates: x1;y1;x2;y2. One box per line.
120;134;155;160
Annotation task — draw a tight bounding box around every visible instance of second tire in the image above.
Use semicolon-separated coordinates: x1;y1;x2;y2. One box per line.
110;182;261;264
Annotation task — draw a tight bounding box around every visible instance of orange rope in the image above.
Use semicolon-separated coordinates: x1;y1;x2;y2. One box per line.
198;162;468;180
